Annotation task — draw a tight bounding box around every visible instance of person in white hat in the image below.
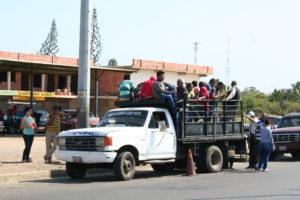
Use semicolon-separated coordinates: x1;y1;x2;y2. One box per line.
244;111;259;169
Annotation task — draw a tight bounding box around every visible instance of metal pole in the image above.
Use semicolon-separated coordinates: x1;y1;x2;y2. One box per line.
77;0;92;128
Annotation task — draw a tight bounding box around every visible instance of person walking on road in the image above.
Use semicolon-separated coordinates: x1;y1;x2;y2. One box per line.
20;107;37;163
256;119;275;172
244;111;259;169
44;105;63;163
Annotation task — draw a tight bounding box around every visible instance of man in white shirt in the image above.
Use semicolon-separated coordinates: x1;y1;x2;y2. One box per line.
225;81;241;121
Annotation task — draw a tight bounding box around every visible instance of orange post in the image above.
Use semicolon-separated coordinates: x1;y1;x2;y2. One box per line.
185;149;196;176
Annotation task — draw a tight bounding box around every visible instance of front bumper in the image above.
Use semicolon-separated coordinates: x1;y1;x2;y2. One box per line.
55;150;117;164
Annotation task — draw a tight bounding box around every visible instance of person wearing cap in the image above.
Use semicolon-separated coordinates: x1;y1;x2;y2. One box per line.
244;111;259;169
44;105;66;163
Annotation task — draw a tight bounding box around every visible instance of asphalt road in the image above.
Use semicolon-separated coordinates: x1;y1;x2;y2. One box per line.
1;159;300;200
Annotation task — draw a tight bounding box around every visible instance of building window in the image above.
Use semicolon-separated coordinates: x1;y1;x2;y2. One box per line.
33;74;41;88
58;76;66;90
0;72;7;82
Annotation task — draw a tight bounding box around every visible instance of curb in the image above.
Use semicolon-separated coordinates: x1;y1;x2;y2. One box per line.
0;165;153;183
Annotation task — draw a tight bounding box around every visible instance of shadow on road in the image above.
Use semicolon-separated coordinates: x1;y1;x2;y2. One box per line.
22;170;184;184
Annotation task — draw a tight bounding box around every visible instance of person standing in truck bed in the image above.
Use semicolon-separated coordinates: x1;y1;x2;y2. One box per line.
152;71;176;113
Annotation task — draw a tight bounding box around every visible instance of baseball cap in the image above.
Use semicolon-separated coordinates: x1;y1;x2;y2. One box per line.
247;111;255;117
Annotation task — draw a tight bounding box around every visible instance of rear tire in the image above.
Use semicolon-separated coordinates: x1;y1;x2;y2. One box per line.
113;151;136;181
151;163;175;172
66;162;87;179
197;145;223;173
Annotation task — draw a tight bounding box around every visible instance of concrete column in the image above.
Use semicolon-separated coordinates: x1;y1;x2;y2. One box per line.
7;71;11;90
41;74;46;92
67;75;71;90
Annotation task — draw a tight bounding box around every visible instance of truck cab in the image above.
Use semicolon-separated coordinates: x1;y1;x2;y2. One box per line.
56;107;177;180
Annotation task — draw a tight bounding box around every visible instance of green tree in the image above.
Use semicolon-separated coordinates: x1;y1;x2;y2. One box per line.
90;8;102;66
38;19;59;56
268;89;283;102
108;58;118;66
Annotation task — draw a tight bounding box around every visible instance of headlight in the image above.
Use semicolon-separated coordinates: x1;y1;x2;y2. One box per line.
95;138;104;146
58;137;66;146
95;137;112;146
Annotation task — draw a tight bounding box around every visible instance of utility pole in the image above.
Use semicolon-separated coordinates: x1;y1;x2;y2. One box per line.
193;42;199;65
225;37;230;90
77;0;92;128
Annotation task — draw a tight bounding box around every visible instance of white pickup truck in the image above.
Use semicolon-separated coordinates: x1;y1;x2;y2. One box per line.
55;100;247;181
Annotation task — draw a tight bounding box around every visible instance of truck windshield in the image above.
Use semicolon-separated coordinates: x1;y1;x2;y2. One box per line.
98;111;148;127
277;116;300;128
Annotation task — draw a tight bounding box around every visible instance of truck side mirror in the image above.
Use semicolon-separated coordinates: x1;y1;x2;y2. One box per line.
158;120;167;131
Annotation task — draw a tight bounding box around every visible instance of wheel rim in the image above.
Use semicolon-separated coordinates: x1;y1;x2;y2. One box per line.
123;156;133;174
211;151;221;166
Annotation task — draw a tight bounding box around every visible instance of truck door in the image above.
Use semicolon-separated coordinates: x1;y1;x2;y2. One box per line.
145;111;176;159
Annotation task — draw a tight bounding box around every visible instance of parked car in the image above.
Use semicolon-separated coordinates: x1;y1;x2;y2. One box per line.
267;115;282;129
60;109;99;131
34;110;49;133
272;114;300;160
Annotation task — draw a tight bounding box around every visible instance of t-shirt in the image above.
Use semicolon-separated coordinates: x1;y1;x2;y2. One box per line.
46;114;63;134
187;90;195;99
118;80;134;99
177;87;188;100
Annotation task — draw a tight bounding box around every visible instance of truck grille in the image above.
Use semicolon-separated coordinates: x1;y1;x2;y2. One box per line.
66;137;96;151
273;134;299;143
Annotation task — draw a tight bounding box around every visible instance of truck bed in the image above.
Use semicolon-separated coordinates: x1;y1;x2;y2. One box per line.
177;99;246;144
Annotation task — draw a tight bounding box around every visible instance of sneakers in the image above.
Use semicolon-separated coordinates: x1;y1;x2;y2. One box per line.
44;155;52;163
263;169;270;172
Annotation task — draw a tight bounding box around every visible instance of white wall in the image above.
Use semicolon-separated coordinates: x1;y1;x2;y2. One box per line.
130;69;202;87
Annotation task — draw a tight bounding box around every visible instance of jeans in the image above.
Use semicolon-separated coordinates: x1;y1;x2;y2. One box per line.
22;134;34;161
160;94;176;113
248;135;257;168
257;142;272;170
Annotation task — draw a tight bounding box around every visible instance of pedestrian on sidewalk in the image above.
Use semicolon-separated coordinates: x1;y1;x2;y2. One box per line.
20;107;37;163
44;105;63;163
256;119;275;172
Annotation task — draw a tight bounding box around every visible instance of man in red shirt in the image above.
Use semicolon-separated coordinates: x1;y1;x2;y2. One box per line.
139;76;156;100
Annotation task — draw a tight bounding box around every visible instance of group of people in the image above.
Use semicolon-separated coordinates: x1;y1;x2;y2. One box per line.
244;112;275;172
19;105;67;163
117;71;241;117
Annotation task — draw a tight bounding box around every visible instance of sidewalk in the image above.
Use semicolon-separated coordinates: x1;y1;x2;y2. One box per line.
0;135;152;183
0;135;67;182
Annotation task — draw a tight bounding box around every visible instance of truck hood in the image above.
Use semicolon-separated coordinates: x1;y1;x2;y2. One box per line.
58;127;144;137
273;126;300;134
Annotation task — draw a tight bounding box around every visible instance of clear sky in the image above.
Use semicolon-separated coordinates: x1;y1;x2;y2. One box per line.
1;0;299;93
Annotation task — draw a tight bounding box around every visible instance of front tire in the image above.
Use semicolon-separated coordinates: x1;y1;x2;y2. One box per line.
66;162;88;179
197;145;223;173
113;151;136;181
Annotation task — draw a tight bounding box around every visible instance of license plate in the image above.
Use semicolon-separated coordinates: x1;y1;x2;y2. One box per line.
72;156;83;163
279;146;287;151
